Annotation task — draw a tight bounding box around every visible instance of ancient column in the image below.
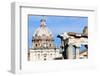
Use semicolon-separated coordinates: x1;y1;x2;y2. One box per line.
84;45;88;58
75;44;81;59
67;44;74;59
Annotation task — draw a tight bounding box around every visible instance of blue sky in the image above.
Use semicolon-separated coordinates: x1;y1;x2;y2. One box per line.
28;15;88;49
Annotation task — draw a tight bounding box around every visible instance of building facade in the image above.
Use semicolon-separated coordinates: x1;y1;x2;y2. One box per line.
28;18;62;61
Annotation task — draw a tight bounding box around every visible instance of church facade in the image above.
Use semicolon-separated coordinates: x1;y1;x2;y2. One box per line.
28;18;62;61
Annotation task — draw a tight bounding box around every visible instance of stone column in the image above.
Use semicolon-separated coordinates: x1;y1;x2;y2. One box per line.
75;44;81;59
67;44;74;59
28;52;30;61
84;45;88;58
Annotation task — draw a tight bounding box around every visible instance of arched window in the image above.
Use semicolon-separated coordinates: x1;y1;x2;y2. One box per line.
50;44;51;47
35;44;37;47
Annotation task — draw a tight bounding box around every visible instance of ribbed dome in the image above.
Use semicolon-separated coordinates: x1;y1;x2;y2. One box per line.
33;27;53;37
32;18;55;49
33;18;53;38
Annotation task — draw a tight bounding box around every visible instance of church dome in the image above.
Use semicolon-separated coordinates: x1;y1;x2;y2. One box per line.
32;18;55;49
33;18;53;38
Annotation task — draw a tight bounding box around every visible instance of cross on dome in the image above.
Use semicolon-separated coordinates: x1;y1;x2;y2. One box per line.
40;16;46;27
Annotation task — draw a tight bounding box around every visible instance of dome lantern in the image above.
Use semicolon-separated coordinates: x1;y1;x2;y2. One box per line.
40;17;46;27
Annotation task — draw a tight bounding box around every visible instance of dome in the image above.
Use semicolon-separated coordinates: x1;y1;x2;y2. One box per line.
33;27;53;37
32;18;55;49
33;18;53;38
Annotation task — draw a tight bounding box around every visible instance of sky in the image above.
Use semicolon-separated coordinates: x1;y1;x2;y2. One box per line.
28;15;88;50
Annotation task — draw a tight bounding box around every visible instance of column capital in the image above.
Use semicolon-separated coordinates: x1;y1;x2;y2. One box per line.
75;43;81;48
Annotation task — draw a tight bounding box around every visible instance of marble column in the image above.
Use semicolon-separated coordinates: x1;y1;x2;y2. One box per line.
28;52;30;61
84;45;88;58
67;44;74;59
75;44;81;59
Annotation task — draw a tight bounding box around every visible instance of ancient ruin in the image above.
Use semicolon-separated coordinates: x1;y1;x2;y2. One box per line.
57;26;88;59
